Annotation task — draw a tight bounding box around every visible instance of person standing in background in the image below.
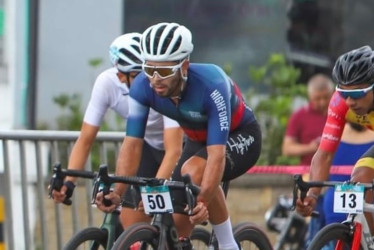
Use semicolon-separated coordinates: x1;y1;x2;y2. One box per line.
282;73;335;165
282;73;334;247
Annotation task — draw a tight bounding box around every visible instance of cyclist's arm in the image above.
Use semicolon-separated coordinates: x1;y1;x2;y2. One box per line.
308;148;335;197
65;122;100;183
307;92;347;196
52;122;100;203
200;145;226;204
67;71;115;182
200;81;231;204
156;126;184;179
114;96;149;196
114;136;144;197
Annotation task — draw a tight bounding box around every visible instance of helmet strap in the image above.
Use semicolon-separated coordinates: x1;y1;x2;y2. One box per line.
180;67;188;82
170;78;185;100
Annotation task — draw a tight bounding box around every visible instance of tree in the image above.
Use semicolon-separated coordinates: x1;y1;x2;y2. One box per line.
246;53;307;165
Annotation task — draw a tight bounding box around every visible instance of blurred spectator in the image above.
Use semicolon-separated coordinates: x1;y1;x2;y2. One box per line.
323;122;374;224
282;73;334;165
282;73;334;248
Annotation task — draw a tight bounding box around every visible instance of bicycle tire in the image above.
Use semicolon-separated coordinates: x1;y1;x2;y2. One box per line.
63;227;108;250
111;222;159;250
306;223;362;250
233;222;273;250
190;227;212;249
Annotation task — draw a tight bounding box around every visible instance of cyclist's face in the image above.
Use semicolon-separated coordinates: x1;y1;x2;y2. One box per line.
339;83;374;115
127;72;140;85
117;71;139;87
145;60;188;98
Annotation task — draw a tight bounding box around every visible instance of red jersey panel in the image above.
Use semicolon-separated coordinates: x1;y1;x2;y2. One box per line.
320;92;374;152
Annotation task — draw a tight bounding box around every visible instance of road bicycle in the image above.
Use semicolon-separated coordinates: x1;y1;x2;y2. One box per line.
292;173;374;250
48;163;123;250
92;164;203;249
49;163;213;250
97;165;272;250
265;193;309;250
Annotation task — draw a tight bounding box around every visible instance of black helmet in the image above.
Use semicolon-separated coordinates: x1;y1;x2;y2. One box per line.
332;45;374;86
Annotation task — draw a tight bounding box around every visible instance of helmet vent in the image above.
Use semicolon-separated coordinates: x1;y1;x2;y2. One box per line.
160;26;178;55
153;24;166;55
119;48;142;64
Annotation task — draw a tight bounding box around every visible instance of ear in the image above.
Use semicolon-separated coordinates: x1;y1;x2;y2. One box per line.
181;60;190;75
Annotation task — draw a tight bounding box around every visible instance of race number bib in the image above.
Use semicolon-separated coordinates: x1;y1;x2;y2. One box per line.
333;184;364;214
140;185;173;214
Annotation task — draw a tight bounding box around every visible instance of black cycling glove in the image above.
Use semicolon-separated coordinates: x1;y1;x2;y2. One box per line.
63;181;76;205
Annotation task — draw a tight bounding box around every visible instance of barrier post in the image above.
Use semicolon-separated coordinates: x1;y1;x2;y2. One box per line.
0;196;4;250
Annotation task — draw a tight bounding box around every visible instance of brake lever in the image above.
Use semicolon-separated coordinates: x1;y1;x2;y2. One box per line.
48;163;72;205
182;174;199;215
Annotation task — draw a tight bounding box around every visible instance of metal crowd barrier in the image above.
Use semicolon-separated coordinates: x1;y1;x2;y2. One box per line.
0;130;125;250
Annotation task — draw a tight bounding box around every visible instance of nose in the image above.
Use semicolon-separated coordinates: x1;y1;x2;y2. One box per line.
153;72;163;79
345;97;356;107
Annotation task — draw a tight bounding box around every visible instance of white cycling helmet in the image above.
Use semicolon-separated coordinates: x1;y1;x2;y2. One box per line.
141;22;194;62
109;32;144;73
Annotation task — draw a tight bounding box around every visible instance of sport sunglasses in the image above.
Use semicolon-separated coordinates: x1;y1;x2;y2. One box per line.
142;60;185;79
336;83;374;99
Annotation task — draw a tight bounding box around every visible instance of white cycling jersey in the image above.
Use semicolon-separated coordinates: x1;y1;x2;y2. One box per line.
83;68;180;150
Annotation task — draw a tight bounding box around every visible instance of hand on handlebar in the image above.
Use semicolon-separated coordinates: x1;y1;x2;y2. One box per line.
295;195;318;217
52;185;68;203
186;201;209;225
50;180;75;205
95;191;121;213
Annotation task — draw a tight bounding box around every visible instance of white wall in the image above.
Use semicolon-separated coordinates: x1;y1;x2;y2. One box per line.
37;0;123;128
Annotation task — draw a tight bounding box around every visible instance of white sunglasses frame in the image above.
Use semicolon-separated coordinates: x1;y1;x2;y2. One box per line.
142;60;185;79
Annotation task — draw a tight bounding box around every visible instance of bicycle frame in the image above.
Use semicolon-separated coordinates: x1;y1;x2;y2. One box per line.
338;202;374;250
151;213;181;249
101;211;121;249
292;174;374;250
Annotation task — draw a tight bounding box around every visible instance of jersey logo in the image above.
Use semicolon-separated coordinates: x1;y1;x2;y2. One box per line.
188;111;202;118
210;89;229;131
227;134;254;155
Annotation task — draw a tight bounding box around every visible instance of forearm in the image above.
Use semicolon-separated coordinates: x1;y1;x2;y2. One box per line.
156;149;181;179
114;137;143;196
66;125;98;182
199;146;225;204
308;149;333;196
156;127;183;179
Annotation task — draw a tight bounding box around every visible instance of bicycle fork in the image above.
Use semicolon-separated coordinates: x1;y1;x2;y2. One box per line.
152;213;182;250
336;219;374;250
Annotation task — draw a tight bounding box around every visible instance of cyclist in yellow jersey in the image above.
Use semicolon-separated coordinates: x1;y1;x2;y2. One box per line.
296;45;374;234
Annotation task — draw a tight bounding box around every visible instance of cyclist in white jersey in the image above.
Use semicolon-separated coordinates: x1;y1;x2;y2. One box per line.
52;33;184;229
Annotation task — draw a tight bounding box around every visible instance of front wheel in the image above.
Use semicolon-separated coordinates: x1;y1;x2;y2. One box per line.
306;223;362;250
233;222;273;250
111;223;159;250
190;227;213;249
63;227;108;250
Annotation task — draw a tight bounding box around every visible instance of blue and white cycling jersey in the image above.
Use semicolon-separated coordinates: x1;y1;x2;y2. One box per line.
126;63;256;146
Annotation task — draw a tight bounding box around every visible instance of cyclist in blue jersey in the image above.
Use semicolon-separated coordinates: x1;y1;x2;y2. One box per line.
53;33;183;229
95;22;262;250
